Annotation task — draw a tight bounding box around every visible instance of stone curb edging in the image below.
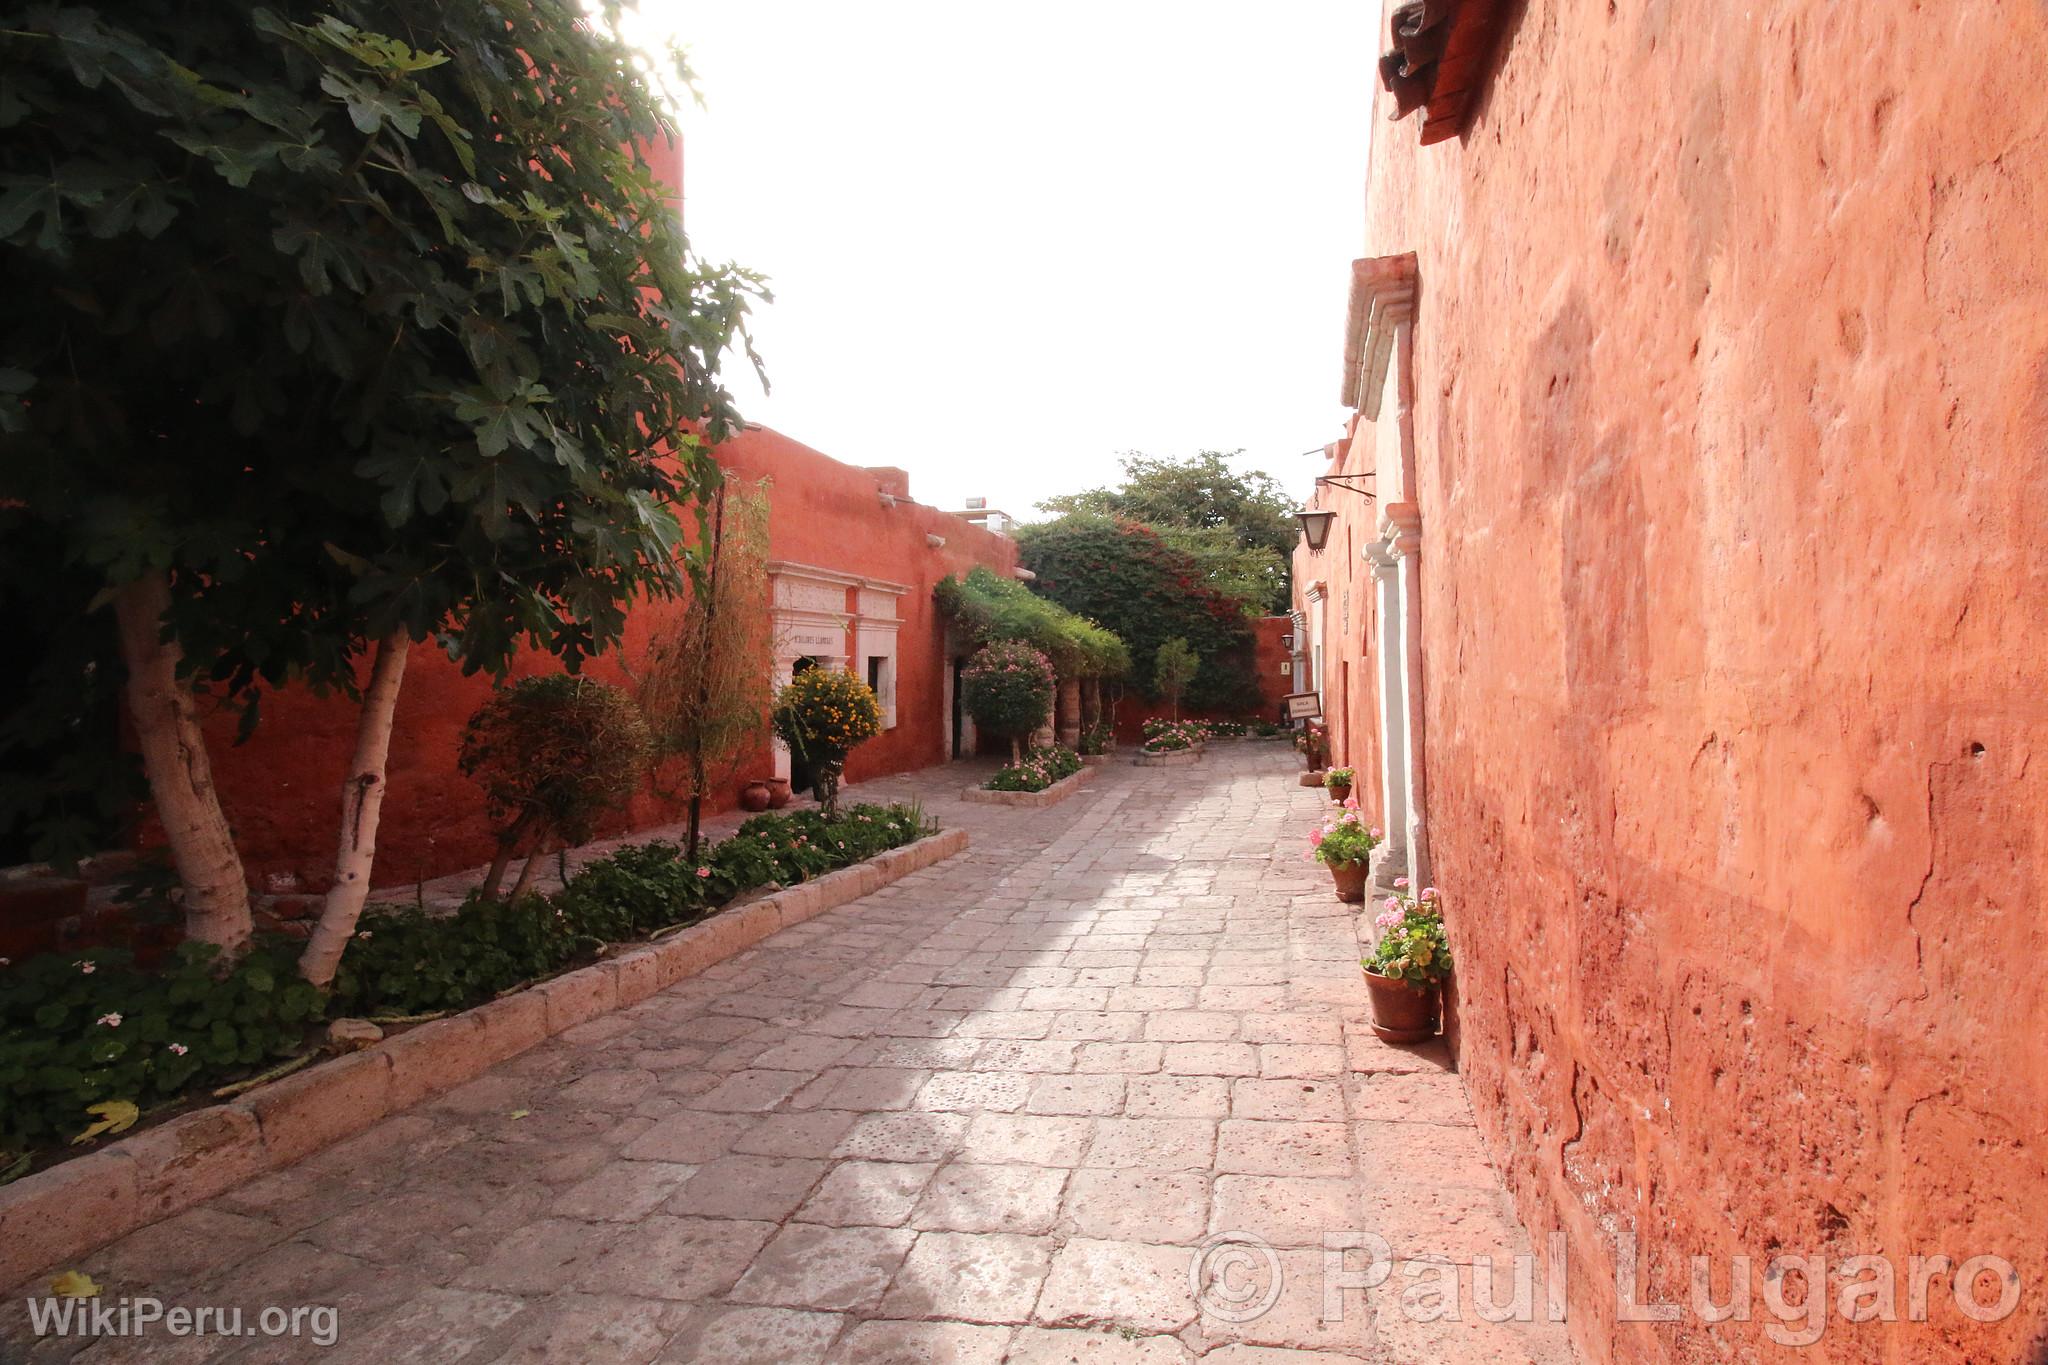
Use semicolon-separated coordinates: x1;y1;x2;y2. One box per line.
957;766;1095;808
0;827;971;1289
1134;746;1203;766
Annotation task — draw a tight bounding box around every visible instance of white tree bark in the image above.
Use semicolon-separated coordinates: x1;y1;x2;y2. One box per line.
299;631;410;987
112;573;252;955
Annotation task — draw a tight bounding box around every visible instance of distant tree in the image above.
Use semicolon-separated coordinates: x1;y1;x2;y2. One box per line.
1154;637;1199;721
1015;517;1260;715
639;477;773;858
459;677;654;902
0;2;765;982
1036;451;1296;612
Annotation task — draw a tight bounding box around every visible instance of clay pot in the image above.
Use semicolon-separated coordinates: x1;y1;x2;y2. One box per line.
1328;861;1368;903
763;777;792;810
1328;783;1353;804
739;780;773;813
1363;970;1439;1043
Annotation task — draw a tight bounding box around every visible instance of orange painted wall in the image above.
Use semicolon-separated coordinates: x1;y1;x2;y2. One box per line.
198;428;1016;894
1336;2;2048;1360
1109;616;1298;739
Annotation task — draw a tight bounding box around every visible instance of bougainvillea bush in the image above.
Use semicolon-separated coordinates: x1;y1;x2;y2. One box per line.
961;641;1056;763
771;669;883;816
0;802;933;1169
1016;517;1260;712
986;746;1083;793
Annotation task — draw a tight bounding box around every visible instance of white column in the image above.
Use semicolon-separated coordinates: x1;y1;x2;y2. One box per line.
1384;507;1428;889
1365;541;1408;892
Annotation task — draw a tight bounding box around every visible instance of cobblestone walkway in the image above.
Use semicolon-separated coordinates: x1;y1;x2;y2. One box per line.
4;745;1575;1363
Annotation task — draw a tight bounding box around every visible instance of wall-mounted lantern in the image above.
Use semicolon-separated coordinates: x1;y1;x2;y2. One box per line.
1294;509;1337;552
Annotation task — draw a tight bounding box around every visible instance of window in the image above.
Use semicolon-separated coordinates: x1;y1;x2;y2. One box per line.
866;655;896;729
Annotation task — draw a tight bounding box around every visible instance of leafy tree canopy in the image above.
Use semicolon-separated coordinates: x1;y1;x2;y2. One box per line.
1035;450;1295;613
0;0;767;711
1015;516;1259;714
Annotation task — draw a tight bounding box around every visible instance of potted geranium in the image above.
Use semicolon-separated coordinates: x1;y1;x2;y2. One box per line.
1363;886;1450;1042
1324;766;1355;803
1307;802;1380;902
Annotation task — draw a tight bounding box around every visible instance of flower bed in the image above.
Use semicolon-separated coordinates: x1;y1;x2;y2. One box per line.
0;822;970;1287
1139;719;1206;753
961;763;1094;808
0;803;935;1176
982;745;1082;794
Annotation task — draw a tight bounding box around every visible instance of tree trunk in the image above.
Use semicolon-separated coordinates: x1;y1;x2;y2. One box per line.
298;631;411;988
112;573;252;955
506;844;550;902
686;480;728;863
479;810;537;900
1009;735;1022;765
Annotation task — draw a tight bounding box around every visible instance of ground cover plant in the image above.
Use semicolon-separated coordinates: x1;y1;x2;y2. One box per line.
985;746;1083;793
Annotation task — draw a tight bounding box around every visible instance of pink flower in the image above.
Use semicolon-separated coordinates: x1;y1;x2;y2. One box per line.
1420;887;1440;901
1393;877;1409;889
1343;795;1359;810
1308;828;1324;847
1383;896;1401;913
1370;827;1383;839
1375;909;1403;928
167;1043;188;1056
696;867;711;878
75;960;96;975
97;1012;122;1028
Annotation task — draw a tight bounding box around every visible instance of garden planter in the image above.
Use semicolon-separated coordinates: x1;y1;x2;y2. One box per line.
1328;861;1368;903
739;780;772;812
763;777;792;809
1363;969;1439;1043
1328;783;1352;804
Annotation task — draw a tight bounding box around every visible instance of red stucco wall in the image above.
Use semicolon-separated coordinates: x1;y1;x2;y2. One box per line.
1109;616;1298;740
197;428;1016;894
1345;1;2048;1360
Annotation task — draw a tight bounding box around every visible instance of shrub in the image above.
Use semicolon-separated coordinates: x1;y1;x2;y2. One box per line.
1140;720;1205;753
0;941;322;1153
459;676;655;898
1077;722;1114;756
986;746;1083;793
1324;767;1356;789
1367;887;1451;983
771;670;883;816
962;641;1057;763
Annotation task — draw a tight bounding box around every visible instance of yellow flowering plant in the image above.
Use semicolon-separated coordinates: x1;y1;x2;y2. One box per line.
772;670;883;815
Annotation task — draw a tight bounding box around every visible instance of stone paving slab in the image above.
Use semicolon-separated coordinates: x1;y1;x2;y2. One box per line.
0;748;1577;1363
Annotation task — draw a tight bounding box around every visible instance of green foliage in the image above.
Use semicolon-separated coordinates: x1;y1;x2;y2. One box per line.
1139;719;1204;753
1366;890;1452;984
1310;812;1381;867
770;669;881;818
0;0;766;710
0;801;934;1153
1153;637;1199;717
985;746;1082;793
0;942;322;1150
1035;451;1296;613
458;676;653;848
934;566;1129;678
1324;767;1355;789
961;641;1056;744
1015;517;1260;713
1077;722;1114;756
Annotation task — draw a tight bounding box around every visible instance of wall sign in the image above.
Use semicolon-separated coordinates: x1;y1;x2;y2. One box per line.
1284;691;1322;720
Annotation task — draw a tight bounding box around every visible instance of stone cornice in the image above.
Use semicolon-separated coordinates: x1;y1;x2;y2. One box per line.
1339;254;1419;416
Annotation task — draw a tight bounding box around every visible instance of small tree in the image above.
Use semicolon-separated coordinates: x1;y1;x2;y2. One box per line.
771;670;882;817
962;642;1057;764
458;677;653;901
639;477;772;857
1155;637;1199;721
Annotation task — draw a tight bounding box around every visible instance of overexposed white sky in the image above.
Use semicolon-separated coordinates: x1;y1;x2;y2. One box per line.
628;1;1375;517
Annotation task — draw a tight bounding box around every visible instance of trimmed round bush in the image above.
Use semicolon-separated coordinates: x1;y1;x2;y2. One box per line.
962;641;1056;759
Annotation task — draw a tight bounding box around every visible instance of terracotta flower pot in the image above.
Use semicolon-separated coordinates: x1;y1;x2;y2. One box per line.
763;777;792;809
1328;783;1352;804
1327;861;1368;903
739;780;773;813
1363;969;1440;1043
